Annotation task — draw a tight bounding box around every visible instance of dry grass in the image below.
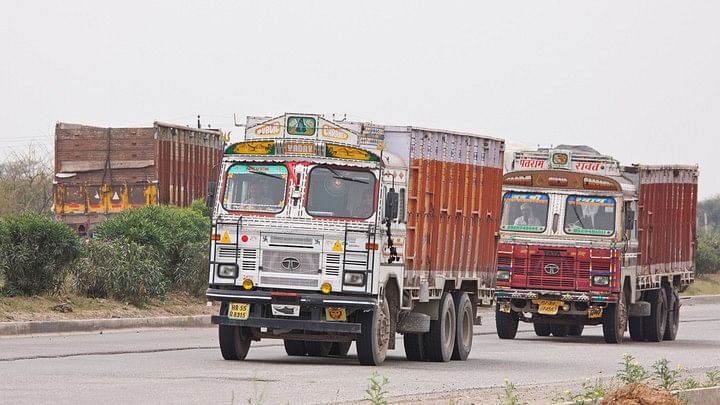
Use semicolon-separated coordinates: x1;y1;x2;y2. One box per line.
682;274;720;296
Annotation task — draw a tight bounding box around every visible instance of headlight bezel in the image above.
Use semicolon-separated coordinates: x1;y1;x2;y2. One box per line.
217;263;239;279
496;270;512;282
591;275;610;286
343;272;366;286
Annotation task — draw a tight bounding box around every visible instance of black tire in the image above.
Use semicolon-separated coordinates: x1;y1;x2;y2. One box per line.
329;341;352;357
425;293;457;362
534;323;552;337
283;340;307;356
451;292;474;361
305;341;333;357
356;298;391;366
219;325;251;360
602;288;628;344
644;288;667;342
403;333;426;361
568;324;584;336
664;287;680;341
550;324;569;337
629;316;645;341
495;305;519;340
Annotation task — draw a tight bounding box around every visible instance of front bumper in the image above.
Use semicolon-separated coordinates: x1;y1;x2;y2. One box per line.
495;288;618;303
206;288;378;309
211;315;361;333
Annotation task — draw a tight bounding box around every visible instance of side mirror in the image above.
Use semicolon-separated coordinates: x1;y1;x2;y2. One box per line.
206;181;217;209
625;208;635;231
385;189;399;220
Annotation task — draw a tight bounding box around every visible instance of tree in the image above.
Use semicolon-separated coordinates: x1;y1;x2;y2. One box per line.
0;145;53;216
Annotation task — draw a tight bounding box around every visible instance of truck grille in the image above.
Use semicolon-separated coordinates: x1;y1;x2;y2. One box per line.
260;276;318;288
528;255;576;289
324;254;341;276
261;250;320;275
216;247;258;272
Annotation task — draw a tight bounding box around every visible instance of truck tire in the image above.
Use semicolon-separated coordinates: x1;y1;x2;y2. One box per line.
305;341;333;357
629;317;645;341
283;340;307;356
602;288;628;343
643;288;667;342
451;292;473;361
329;341;352;357
663;287;680;341
356;298;390;366
425;292;457;362
219;325;251;360
568;324;584;336
403;333;426;361
550;324;569;337
534;323;551;336
496;305;519;340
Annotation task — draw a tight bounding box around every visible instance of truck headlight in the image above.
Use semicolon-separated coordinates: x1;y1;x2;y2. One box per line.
343;272;366;286
217;263;239;279
592;275;610;286
496;270;512;281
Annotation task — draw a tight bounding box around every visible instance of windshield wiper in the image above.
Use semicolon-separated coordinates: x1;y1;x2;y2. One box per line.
247;169;284;180
325;166;369;184
571;202;587;229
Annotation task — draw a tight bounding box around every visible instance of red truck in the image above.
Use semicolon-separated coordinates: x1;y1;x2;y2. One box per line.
495;145;698;343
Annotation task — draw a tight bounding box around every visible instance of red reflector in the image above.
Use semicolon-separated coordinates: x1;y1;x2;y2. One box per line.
365;243;379;250
241;234;249;243
271;292;299;297
210;234;220;241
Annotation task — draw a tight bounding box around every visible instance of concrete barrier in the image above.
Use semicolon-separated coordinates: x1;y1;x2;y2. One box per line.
0;315;212;336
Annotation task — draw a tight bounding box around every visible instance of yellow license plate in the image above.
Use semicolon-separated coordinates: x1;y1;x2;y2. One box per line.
533;299;561;315
325;307;347;321
588;307;603;319
228;303;250;320
500;303;512;313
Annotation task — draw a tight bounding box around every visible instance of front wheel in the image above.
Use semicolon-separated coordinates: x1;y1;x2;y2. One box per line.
602;289;628;344
356;298;391;366
219;325;251;360
496;305;519;340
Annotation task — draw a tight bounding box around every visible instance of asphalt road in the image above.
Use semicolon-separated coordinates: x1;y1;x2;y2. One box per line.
1;299;719;405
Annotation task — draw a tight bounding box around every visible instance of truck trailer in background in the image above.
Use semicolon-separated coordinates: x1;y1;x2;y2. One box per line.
53;121;225;236
206;113;504;365
495;145;698;343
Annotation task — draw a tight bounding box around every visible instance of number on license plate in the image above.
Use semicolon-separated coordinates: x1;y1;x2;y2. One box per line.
588;307;603;319
533;299;561;316
228;303;250;320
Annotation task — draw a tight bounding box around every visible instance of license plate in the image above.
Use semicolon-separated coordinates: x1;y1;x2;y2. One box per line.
588;307;603;319
325;307;347;321
272;304;300;317
228;303;250;320
499;303;512;313
533;299;561;316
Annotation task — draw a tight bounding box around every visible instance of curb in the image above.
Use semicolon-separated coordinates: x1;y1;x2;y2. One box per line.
0;315;212;337
682;294;720;305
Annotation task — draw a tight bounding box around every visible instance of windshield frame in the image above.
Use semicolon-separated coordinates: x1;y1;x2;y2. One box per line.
304;165;378;221
563;194;617;237
500;191;551;234
220;162;289;215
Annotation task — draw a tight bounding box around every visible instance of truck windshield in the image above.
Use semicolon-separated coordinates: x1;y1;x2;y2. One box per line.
222;164;288;213
564;195;616;236
306;166;376;219
500;192;549;233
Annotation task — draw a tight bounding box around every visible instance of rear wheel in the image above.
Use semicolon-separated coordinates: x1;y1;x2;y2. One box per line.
305;341;333;357
550;324;569;337
533;323;551;337
663;287;680;341
629;316;645;341
602;288;628;343
568;324;584;336
356;298;390;366
219;325;251;360
451;292;473;361
403;333;426;361
425;292;456;362
644;288;667;342
496;305;519;340
283;340;306;356
329;341;352;357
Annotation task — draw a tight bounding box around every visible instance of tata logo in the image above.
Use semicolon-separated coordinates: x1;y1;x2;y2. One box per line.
281;257;301;271
544;263;560;275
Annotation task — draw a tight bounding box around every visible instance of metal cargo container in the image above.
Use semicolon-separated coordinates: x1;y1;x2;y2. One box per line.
54;121;225;235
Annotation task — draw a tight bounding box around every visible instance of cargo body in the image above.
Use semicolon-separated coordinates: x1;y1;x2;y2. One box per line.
494;146;698;344
53;122;224;235
206;113;504;365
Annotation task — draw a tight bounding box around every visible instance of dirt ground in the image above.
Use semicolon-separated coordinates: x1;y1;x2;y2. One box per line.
601;384;682;405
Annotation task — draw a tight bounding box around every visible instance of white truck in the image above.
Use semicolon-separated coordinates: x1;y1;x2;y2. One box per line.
206;113;504;365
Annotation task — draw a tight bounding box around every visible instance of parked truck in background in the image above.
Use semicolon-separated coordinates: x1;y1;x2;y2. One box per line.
495;145;698;343
53;121;224;236
206;113;504;365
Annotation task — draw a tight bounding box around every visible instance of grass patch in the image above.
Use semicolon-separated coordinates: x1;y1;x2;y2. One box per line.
682;274;720;296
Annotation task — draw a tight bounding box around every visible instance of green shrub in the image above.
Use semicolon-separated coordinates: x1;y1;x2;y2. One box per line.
696;231;720;274
0;214;81;296
73;239;168;305
191;198;211;218
92;205;210;294
0;219;9;287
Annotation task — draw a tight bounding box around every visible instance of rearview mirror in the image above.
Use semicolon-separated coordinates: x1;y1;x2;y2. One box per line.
206;181;217;209
385;189;399;220
625;208;635;231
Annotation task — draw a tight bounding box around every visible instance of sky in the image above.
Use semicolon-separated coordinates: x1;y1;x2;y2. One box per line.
1;1;718;198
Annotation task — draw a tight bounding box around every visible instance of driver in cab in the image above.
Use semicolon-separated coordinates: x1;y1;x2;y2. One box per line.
514;203;541;226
